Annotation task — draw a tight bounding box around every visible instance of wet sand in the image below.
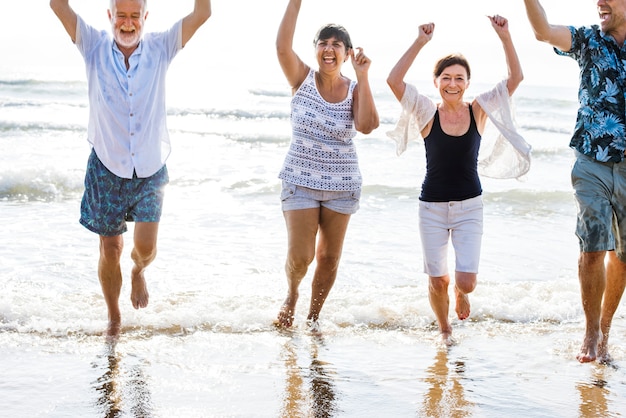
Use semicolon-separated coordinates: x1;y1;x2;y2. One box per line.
2;318;625;417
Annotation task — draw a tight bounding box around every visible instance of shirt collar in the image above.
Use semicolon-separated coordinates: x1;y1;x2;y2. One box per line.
111;39;144;58
598;27;626;48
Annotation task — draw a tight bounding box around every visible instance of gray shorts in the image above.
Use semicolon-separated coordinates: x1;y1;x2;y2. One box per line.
571;152;626;261
280;181;361;215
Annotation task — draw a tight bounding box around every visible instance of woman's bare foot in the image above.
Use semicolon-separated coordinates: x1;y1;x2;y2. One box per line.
131;268;149;309
306;319;322;336
439;331;456;348
274;297;298;328
454;286;471;320
106;319;121;343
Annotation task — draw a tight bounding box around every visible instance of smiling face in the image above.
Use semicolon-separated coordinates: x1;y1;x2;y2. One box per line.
435;64;469;101
597;0;626;36
315;36;349;70
108;0;148;54
313;24;352;71
432;54;471;102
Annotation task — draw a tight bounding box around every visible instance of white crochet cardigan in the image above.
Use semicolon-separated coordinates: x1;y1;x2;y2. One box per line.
386;80;531;179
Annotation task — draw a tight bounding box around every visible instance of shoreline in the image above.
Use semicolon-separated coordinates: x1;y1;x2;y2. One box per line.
1;320;624;417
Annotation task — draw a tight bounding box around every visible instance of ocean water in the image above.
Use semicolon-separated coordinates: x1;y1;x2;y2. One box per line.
0;75;584;332
2;1;626;417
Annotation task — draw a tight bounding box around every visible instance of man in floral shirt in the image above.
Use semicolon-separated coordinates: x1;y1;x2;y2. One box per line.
523;0;626;364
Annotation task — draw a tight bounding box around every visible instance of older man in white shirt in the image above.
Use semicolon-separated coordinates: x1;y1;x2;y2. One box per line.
50;0;212;340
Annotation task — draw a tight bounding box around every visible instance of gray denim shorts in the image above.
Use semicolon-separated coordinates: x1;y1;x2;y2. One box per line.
280;181;361;215
571;151;626;261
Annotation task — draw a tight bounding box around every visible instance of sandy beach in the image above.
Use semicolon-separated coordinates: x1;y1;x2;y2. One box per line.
3;318;626;417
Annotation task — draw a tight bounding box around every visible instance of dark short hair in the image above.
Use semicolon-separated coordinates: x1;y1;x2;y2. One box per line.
313;24;353;52
433;53;471;80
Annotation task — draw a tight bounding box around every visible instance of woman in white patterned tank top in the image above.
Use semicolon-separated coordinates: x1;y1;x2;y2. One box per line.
274;0;379;330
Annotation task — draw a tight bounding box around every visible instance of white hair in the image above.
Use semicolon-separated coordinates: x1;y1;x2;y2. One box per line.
109;0;148;13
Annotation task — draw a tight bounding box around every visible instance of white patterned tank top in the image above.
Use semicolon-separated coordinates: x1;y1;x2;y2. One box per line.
278;69;361;191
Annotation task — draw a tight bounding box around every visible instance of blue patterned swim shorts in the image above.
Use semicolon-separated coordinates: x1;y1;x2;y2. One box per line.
80;149;169;236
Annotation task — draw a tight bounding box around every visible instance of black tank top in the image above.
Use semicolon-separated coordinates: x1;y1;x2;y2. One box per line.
420;104;482;202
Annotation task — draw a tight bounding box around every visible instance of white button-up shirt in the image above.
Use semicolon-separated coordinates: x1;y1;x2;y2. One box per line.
76;15;182;179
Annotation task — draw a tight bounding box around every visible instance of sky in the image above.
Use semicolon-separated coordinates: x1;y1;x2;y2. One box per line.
1;1;598;88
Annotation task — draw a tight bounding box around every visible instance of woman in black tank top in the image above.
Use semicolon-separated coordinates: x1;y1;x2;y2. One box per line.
386;16;524;346
422;106;482;202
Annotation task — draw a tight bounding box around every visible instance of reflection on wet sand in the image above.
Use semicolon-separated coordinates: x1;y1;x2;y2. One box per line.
576;366;617;417
281;339;306;416
93;342;153;417
419;349;474;417
309;340;337;417
280;336;338;418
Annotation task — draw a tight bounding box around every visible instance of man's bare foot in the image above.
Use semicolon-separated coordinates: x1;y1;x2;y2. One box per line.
454;287;471;320
577;331;602;363
597;352;613;365
274;297;297;328
131;268;149;309
596;333;612;364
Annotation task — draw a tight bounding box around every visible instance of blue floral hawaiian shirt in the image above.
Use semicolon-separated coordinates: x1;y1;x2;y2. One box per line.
556;25;626;163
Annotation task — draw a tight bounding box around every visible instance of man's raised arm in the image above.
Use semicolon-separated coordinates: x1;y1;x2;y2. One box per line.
50;0;78;43
182;0;212;47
